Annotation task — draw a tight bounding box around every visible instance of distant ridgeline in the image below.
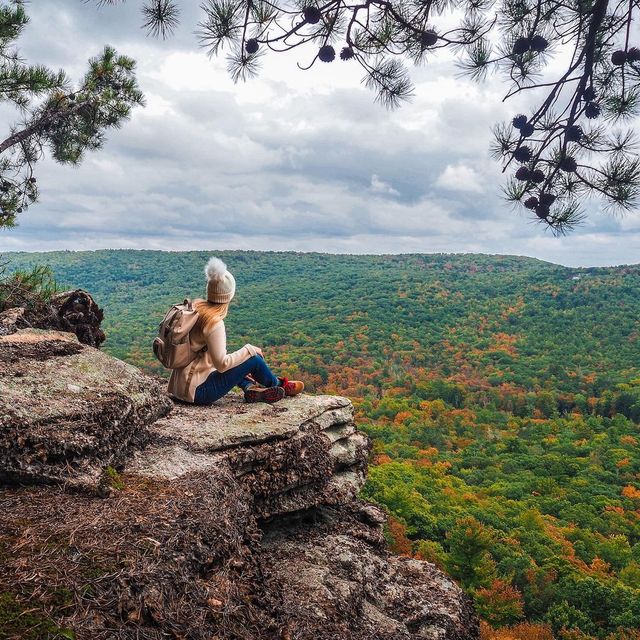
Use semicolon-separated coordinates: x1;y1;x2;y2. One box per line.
6;249;640;638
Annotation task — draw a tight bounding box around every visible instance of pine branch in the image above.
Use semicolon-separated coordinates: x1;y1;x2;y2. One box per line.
0;41;144;225
74;0;640;233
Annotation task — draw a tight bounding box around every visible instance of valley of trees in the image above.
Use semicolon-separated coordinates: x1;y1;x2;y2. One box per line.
4;250;640;639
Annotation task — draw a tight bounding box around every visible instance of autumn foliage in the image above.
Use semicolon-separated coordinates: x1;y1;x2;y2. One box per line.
5;251;640;639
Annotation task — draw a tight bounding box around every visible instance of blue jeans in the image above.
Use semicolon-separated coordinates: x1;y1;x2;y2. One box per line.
194;355;280;405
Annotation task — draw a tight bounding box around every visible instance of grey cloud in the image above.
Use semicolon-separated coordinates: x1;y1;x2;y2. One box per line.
1;1;638;267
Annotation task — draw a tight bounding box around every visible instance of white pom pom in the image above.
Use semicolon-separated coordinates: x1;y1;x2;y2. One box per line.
205;257;227;281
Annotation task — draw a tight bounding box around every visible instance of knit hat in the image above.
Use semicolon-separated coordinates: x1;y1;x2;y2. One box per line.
205;257;236;304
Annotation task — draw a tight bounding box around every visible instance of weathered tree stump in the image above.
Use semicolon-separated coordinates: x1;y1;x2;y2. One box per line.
48;289;105;347
1;289;105;347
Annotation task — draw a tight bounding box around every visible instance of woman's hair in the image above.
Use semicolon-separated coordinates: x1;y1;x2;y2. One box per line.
194;299;229;331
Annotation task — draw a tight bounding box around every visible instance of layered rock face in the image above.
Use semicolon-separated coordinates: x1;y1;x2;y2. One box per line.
0;329;171;491
129;394;368;518
0;328;478;640
260;510;478;640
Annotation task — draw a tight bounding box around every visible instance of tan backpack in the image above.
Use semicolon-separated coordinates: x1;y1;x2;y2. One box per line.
153;299;203;369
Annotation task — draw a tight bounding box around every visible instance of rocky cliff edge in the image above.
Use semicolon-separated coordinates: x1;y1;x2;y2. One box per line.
0;328;478;640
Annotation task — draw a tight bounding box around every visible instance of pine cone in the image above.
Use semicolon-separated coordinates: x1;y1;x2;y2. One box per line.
611;50;627;65
524;196;538;209
535;204;550;219
582;87;597;101
565;125;583;142
245;39;259;54
420;30;438;48
611;49;627;66
530;169;545;183
512;114;528;129
539;192;556;207
340;47;355;61
559;156;578;172
515;166;531;181
303;7;322;23
530;35;548;52
584;102;600;119
513;37;531;55
514;146;532;162
520;122;535;137
318;45;335;62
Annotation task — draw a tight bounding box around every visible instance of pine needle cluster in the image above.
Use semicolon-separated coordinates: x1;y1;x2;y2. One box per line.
107;0;640;234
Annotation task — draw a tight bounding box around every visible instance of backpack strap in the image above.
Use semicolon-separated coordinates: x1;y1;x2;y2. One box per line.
185;344;208;391
185;353;200;390
184;298;206;391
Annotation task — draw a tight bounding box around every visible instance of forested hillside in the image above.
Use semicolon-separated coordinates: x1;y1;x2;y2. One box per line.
5;250;640;640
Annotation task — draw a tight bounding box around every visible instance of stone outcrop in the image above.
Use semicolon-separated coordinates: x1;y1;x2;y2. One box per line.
128;394;369;518
0;329;171;492
0;328;478;640
260;508;478;640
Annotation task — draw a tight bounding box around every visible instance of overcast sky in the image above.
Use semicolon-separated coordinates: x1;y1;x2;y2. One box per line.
0;0;638;267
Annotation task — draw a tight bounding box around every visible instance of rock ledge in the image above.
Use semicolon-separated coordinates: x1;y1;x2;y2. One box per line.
0;328;478;640
0;329;171;491
128;394;369;517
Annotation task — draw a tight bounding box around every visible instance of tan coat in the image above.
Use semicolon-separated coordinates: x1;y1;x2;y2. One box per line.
167;320;258;403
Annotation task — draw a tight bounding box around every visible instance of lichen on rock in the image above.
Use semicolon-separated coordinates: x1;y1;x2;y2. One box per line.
127;394;368;518
260;504;479;640
0;329;171;492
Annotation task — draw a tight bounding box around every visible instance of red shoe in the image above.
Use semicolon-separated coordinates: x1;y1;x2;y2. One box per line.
244;384;285;403
278;377;304;396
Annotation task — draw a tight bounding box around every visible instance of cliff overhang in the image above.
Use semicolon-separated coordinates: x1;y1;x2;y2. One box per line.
0;328;478;640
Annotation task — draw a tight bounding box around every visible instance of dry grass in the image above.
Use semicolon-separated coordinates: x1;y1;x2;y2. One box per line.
0;469;281;639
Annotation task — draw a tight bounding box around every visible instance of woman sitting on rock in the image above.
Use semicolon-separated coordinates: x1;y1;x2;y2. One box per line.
168;257;304;405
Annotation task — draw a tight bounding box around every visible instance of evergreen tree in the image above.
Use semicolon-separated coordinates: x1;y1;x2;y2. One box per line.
100;0;640;234
0;1;143;228
446;516;498;588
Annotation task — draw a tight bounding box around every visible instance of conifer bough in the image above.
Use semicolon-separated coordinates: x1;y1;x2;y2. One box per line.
98;0;640;235
0;1;143;228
